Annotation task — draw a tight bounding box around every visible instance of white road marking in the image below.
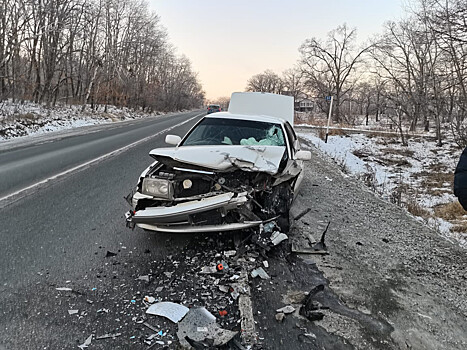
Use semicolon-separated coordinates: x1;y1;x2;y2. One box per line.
0;113;202;207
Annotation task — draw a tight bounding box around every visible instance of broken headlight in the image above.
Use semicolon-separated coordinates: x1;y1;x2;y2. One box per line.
141;178;173;199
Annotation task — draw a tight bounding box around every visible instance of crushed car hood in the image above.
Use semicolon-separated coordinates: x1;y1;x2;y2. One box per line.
149;145;286;174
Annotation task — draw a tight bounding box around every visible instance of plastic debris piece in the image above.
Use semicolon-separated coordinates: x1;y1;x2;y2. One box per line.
271;231;288;245
144;296;156;303
250;267;270;279
78;335;92;349
231;290;240;300
263;261;269;268
105;251;117;257
95;333;121;340
263;222;276;233
137;275;150;282
218;285;229;293
200;266;217;274
56;287;72;291
146;301;189;323
224;250;237;257
276;305;295;314
275;312;285;322
92;288;97;291
155;286;163;292
218;310;228;317
143;322;158;332
68;310;79;315
177;307;237;348
217;263;224;271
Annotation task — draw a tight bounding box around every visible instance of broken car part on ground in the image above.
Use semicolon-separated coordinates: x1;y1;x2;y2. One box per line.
125;92;311;233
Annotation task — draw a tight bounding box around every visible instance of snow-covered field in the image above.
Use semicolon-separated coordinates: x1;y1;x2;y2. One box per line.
298;125;467;249
0;99;166;140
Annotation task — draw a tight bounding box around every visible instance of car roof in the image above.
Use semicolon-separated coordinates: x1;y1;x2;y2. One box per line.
204;111;286;125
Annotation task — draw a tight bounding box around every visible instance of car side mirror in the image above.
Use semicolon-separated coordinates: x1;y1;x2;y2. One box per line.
295;150;311;161
165;134;181;145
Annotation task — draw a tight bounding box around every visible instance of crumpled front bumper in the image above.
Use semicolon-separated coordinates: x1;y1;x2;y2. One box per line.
126;192;263;233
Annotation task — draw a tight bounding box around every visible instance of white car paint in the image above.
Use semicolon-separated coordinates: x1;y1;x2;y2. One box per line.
149;145;286;175
228;92;294;126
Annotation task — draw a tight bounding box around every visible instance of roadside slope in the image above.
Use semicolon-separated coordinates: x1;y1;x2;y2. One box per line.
285;139;467;349
252;140;467;350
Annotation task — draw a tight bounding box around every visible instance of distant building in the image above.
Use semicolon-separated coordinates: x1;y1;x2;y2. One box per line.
296;98;314;112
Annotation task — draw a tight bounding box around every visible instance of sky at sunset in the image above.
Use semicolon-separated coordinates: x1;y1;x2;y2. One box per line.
148;0;407;101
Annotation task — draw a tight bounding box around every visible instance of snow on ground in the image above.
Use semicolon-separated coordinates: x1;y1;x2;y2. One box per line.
0;99;166;140
298;126;467;249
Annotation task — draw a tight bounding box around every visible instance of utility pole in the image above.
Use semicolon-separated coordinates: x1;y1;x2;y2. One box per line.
325;96;334;143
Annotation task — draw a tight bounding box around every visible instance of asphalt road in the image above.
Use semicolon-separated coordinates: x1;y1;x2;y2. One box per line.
0;111;202;316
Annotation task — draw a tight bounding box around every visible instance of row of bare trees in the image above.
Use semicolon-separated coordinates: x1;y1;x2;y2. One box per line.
245;0;467;146
0;0;204;112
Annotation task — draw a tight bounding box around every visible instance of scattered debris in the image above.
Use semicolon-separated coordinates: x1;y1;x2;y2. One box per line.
144;296;156;303
105;251;117;257
200;266;218;274
218;310;228;317
177;307;237;348
137;275;150;282
95;333;121;340
263;261;269;268
68;309;79;315
292;221;330;254
78;335;92;349
294;208;312;221
224;250;237;257
143;322;159;332
218;285;229;293
56;287;72;291
275;312;285;322
146;301;189;323
299;284;327;322
271;231;288;246
276;305;295;314
250;267;270;280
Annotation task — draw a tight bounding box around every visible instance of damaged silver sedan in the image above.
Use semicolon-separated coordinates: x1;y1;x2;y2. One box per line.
125;92;311;233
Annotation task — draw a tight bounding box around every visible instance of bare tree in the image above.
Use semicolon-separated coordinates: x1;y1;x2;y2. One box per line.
245;69;283;93
0;0;204;112
299;24;370;122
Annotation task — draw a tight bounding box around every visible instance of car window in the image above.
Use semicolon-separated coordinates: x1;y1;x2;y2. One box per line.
181;117;285;146
208;105;220;109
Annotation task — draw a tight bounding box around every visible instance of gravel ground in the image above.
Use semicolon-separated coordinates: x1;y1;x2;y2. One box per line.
267;137;467;349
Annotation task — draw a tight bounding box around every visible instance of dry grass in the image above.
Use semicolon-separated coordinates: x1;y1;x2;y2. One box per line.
420;171;454;188
406;199;431;218
317;127;348;140
381;147;415;158
451;222;467;233
434;201;466;220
